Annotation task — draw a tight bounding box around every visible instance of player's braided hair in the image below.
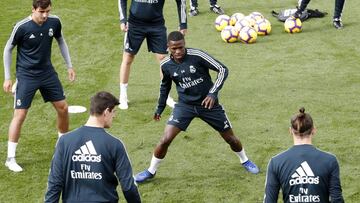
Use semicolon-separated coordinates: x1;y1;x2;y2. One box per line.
290;107;314;136
167;31;184;42
33;0;51;9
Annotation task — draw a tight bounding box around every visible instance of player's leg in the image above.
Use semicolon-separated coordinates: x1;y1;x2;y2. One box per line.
189;0;199;16
209;0;224;15
5;77;37;172
199;104;259;174
51;100;69;135
134;125;182;183
119;24;145;109
333;0;345;29
6;109;28;172
40;72;68;136
135;103;194;183
119;52;135;109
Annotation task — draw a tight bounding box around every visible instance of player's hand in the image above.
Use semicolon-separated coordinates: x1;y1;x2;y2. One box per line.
120;23;128;32
153;113;161;121
201;96;215;109
179;28;187;36
3;79;12;93
68;68;76;82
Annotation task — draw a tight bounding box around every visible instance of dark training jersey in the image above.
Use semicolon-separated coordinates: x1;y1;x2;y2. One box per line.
8;15;62;78
264;145;344;203
156;48;228;115
45;126;141;203
118;0;187;29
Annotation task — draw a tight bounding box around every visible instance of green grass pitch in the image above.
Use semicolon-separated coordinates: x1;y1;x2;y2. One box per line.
0;0;359;202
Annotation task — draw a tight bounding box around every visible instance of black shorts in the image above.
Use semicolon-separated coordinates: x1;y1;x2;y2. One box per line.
167;103;232;132
124;23;167;55
14;72;65;109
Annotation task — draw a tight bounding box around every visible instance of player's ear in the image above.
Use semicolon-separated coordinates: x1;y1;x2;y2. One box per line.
311;127;317;136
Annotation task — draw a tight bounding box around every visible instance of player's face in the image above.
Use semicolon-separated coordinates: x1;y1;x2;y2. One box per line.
168;39;185;62
32;5;51;25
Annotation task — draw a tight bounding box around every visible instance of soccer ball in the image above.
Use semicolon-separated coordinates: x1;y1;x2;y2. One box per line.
230;13;245;26
244;16;256;27
234;18;250;31
238;26;257;44
284;17;302;33
221;26;239;43
254;18;271;35
215;15;230;31
250;11;264;22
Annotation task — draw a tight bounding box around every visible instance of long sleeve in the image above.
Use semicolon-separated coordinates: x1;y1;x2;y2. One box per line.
155;67;172;115
118;0;127;24
115;142;141;203
3;40;15;80
175;0;187;29
197;50;228;99
264;159;280;203
45;139;65;203
56;35;73;69
329;158;344;203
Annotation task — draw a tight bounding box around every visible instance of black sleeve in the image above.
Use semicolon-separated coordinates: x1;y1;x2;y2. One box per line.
328;158;344;202
198;50;228;99
118;0;127;24
123;184;142;203
264;159;280;203
175;0;187;29
44;138;65;203
155;66;172;115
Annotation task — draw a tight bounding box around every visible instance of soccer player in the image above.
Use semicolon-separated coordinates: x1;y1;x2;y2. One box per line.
189;0;224;16
294;0;346;29
45;91;141;203
264;107;344;203
117;0;187;110
2;0;75;172
134;31;259;183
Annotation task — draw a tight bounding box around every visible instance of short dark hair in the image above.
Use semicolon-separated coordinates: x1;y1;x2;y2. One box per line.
90;91;119;116
167;31;184;43
33;0;51;9
290;107;314;136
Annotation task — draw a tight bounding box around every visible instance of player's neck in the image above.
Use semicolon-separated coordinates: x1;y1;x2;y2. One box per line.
85;116;105;128
293;137;312;145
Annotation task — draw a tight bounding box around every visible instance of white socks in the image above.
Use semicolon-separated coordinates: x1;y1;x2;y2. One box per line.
120;83;128;99
7;141;18;158
148;155;163;174
235;149;249;164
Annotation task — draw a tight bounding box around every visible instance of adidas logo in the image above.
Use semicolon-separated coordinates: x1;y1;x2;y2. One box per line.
29;34;35;39
289;161;319;186
71;140;101;162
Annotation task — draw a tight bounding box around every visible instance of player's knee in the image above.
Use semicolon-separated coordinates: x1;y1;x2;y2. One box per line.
55;102;68;114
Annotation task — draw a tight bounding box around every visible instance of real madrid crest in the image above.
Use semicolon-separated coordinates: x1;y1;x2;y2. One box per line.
189;65;196;73
48;28;53;37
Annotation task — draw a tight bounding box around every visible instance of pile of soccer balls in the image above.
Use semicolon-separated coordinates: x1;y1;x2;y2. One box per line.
215;12;272;44
215;12;303;43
